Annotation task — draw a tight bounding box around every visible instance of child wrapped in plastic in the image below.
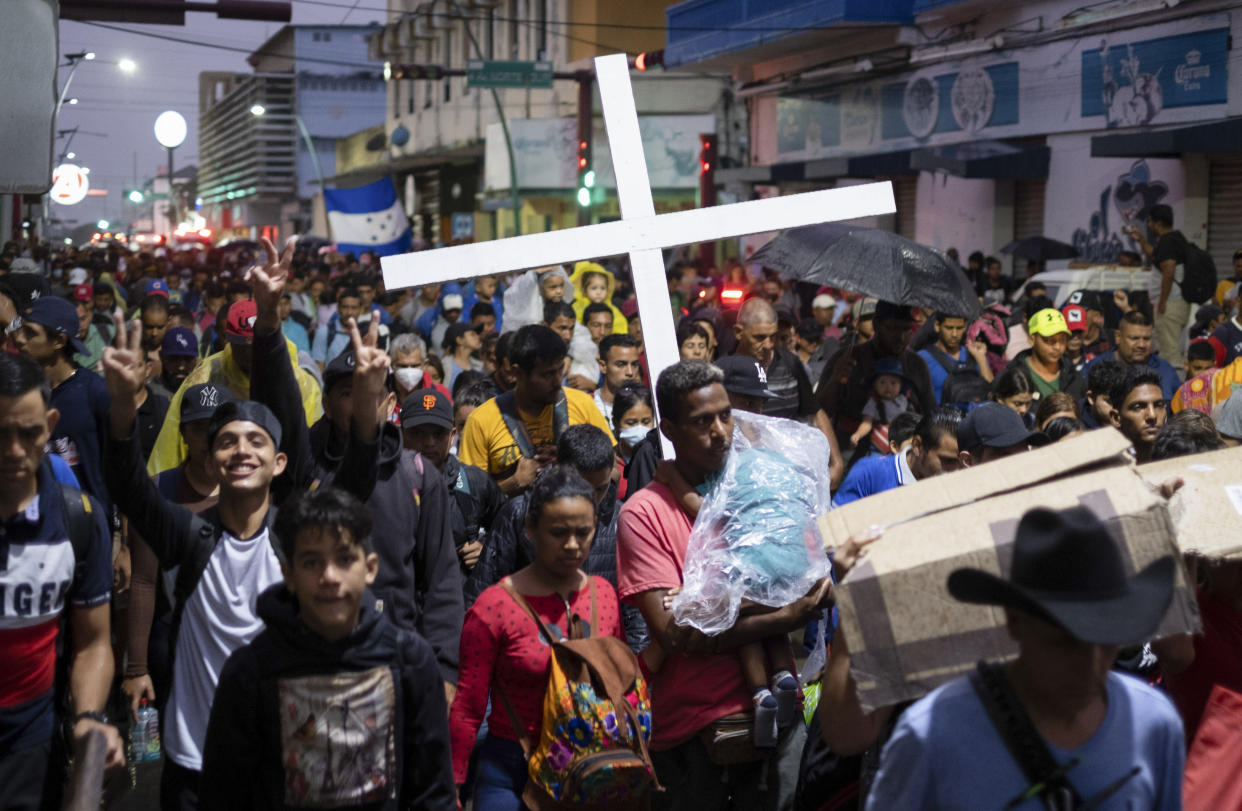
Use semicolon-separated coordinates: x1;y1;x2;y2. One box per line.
658;411;833;745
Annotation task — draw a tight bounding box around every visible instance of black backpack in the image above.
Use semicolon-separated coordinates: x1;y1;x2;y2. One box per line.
1178;236;1217;304
926;347;990;410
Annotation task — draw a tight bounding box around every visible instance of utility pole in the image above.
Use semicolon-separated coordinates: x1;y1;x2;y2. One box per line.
577;75;594;227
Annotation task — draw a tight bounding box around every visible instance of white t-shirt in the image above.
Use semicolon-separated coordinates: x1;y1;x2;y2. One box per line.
164;526;283;771
593;388;615;432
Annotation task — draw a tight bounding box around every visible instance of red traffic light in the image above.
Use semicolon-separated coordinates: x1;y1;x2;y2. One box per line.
634;50;664;71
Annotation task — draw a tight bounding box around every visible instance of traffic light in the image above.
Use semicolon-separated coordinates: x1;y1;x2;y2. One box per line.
633;50;665;71
699;134;716;176
576;138;593;208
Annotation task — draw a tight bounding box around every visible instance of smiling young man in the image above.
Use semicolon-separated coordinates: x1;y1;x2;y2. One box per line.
1109;366;1167;463
199;488;455;811
104;246;386;809
0;353;124;810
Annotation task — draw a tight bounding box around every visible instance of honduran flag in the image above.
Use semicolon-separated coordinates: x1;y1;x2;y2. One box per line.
323;178;413;258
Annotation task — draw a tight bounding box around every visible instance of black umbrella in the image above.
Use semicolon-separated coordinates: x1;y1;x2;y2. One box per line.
1000;236;1079;262
749;223;980;318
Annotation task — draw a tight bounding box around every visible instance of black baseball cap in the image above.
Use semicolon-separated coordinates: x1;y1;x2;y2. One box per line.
957;402;1049;451
442;321;479;351
24;297;87;355
181;382;234;423
323;349;356;393
1066;289;1104;312
401;389;454;430
207;400;282;449
716;355;777;399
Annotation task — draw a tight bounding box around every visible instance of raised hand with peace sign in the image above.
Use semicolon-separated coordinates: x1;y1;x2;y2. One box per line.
253;236;297;331
103;311;148;439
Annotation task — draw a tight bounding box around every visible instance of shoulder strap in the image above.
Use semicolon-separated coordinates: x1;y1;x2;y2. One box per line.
58;482;94;559
925;346;959;375
495;391;536;459
968;662;1083;810
552;392;570;443
587;576;599;637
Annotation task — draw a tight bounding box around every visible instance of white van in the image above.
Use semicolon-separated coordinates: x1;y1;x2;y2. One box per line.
1016;265;1153;308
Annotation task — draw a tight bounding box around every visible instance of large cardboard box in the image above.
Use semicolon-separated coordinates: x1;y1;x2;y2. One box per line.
824;429;1200;712
1138;445;1242;559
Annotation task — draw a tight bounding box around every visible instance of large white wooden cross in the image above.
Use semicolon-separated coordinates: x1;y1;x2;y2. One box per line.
381;53;896;428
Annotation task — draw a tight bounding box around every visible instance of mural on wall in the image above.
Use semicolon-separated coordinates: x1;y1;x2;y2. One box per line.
1071;159;1168;263
882;63;1019;141
1082;27;1229;128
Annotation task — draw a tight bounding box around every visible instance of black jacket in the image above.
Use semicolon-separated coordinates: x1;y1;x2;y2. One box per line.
200;585;455;811
443;454;505;561
464;482;649;653
306;419;463;684
816;342;936;426
1007;349;1088;400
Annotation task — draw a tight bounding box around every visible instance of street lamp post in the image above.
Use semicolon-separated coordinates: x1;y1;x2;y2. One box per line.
250;103;330;240
154;110;187;234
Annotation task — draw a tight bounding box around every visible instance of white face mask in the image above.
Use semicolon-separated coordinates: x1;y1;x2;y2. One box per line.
618;425;650;446
394;366;424;391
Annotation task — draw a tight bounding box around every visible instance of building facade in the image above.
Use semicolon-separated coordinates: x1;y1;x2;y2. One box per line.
198;24;386;241
360;0;738;246
666;0;1242;272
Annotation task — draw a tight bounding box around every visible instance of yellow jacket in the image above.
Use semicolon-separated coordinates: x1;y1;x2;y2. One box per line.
569;261;628;334
146;338;323;475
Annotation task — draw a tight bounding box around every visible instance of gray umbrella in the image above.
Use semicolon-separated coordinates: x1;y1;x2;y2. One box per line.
750;223;981;318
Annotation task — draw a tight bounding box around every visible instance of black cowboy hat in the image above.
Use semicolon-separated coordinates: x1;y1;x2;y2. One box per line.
947;506;1175;646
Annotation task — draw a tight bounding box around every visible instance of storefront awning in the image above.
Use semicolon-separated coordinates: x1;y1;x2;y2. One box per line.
910;141;1049;179
717;151;913;185
1091;117;1242;158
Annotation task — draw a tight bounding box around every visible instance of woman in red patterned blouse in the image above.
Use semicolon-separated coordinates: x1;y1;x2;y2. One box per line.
450;464;624;809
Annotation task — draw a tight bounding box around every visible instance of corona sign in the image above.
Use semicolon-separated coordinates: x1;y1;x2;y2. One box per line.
51;163;90;206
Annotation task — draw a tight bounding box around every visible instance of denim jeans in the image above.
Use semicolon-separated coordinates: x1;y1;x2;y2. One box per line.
472;734;529;811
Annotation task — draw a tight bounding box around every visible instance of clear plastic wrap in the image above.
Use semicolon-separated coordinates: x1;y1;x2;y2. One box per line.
671;410;833;635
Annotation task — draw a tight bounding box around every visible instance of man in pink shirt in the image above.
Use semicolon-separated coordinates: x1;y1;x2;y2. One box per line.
617;360;830;810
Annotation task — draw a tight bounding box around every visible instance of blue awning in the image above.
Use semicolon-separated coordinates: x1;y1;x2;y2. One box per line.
910;141;1050;179
1091;117;1242;157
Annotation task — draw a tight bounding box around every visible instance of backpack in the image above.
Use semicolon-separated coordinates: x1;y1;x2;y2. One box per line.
925;347;990;411
496;577;660;810
1179;237;1217;304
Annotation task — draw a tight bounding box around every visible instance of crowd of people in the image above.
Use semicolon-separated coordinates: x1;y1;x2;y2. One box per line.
0;217;1239;811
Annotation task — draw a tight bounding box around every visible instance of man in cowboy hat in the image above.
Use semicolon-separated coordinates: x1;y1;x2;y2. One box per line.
866;506;1185;809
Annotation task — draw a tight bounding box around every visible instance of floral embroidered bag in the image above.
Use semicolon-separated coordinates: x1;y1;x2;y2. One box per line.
496;577;660;810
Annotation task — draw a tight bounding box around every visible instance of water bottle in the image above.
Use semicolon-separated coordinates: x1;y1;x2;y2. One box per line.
133;698;161;763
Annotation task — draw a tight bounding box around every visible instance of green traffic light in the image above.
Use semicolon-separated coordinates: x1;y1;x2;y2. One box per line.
583;169;595;189
577;187;591;207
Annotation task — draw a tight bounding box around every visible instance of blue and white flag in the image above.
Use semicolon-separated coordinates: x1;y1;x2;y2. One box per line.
323;178;412;258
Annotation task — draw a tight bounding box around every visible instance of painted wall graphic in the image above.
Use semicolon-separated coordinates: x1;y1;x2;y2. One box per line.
759;13;1230;166
1082;28;1229;128
1071;160;1169;263
484;115;715;192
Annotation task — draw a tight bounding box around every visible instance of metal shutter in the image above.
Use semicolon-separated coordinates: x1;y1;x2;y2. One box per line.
892;175;917;241
1208;157;1242;272
1013;178;1046;240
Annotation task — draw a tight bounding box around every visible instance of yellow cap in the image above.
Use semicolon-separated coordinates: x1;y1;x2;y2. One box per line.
1028;308;1070;338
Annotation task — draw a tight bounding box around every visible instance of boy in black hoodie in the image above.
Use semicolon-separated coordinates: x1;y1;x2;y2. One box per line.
199;487;455;810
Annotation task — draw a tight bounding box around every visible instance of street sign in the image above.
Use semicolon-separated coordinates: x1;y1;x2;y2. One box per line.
466;59;553;89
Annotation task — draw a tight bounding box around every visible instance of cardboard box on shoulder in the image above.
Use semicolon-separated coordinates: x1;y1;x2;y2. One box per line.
1138;445;1242;560
822;429;1199;712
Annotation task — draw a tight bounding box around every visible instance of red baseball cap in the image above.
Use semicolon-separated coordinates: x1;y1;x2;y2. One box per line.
224;299;258;343
73;283;93;302
1060;304;1088;333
